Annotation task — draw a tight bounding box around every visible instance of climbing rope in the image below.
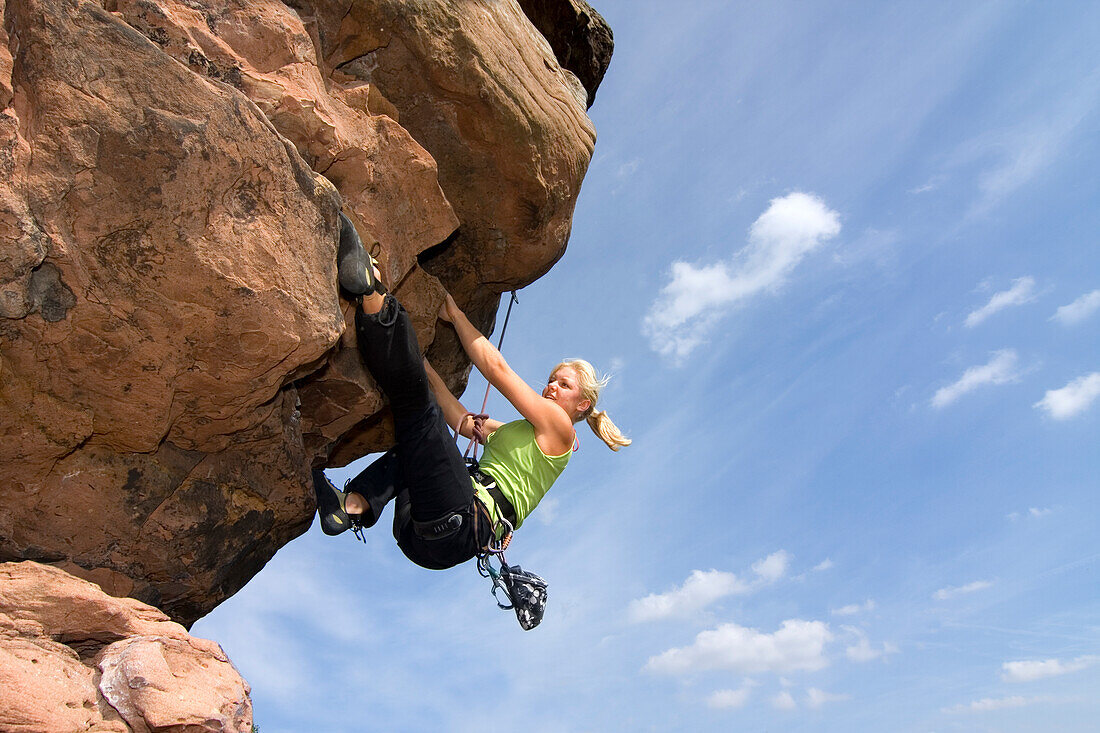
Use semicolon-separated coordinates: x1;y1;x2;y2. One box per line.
457;290;519;461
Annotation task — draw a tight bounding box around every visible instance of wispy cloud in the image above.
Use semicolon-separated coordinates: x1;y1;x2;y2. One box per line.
1052;289;1100;325
771;690;797;710
1008;506;1056;521
806;688;850;708
643;192;841;362
1034;372;1100;419
933;580;994;600
969;69;1100;215
813;559;835;572
752;550;791;582
644;619;832;675
831;599;876;616
534;496;560;525
617;158;641;178
932;350;1021;408
843;626;898;662
965;277;1037;327
706;686;754;709
1002;655;1098;682
909;176;943;194
190;548;370;703
942;695;1058;714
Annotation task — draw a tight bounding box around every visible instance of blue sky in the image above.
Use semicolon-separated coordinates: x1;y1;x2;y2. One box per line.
193;2;1100;730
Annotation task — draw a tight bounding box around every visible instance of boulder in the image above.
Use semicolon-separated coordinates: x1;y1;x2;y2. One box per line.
518;0;615;108
300;0;597;341
0;561;252;732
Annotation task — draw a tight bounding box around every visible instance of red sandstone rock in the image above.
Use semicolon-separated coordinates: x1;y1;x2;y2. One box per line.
303;0;598;324
0;562;251;732
518;0;615;108
0;0;606;628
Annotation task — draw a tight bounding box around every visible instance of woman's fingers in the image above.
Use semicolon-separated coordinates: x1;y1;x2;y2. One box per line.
438;293;458;322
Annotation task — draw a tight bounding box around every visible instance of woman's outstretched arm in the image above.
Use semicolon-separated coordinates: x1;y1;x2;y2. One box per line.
423;359;503;439
438;294;574;454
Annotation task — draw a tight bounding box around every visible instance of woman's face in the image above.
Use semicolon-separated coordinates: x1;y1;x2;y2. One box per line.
543;366;591;420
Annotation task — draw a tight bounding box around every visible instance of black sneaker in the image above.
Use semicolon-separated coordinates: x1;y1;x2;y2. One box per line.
337;212;379;296
312;468;351;536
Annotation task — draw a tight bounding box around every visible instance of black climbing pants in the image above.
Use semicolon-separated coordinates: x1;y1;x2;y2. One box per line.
353;294;492;570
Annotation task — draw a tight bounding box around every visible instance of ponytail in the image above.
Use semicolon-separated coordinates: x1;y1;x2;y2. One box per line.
585;408;631;451
548;358;631;452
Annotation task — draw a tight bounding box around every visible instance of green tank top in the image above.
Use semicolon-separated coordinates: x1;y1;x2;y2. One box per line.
472;419;571;530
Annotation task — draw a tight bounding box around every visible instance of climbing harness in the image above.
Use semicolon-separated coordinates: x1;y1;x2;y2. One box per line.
471;468;546;631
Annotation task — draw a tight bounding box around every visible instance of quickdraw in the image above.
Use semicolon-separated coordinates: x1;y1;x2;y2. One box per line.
476;547;513;608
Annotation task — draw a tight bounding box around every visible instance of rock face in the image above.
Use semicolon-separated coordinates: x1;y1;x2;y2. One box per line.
0;0;608;630
303;0;599;417
0;561;252;732
518;0;614;108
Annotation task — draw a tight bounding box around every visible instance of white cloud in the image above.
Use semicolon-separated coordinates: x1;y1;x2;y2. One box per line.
628;569;748;623
752;550;791;582
931;350;1020;408
967;70;1100;216
707;687;753;709
806;688;850;708
943;695;1055;714
644;619;832;675
965;277;1037;327
534;496;560;525
643;192;841;362
846;637;880;662
831;227;898;269
1052;289;1100;325
813;559;835;572
933;580;994;600
909;177;942;194
843;626;898;662
771;691;797;710
628;552;793;624
1034;372;1100;419
1008;506;1056;521
831;599;876;616
617;158;641;178
1002;655;1098;682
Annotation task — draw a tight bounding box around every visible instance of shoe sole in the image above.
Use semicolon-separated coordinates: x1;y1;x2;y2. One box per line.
337;212;379;296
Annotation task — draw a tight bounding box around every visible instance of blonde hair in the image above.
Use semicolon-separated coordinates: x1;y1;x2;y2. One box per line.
549;359;631;451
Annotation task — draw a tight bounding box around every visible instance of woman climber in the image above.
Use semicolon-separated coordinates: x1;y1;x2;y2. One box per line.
312;212;630;573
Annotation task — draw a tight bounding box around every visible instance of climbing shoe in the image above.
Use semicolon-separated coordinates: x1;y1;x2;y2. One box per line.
312;468;351;536
337;211;380;296
500;564;549;631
